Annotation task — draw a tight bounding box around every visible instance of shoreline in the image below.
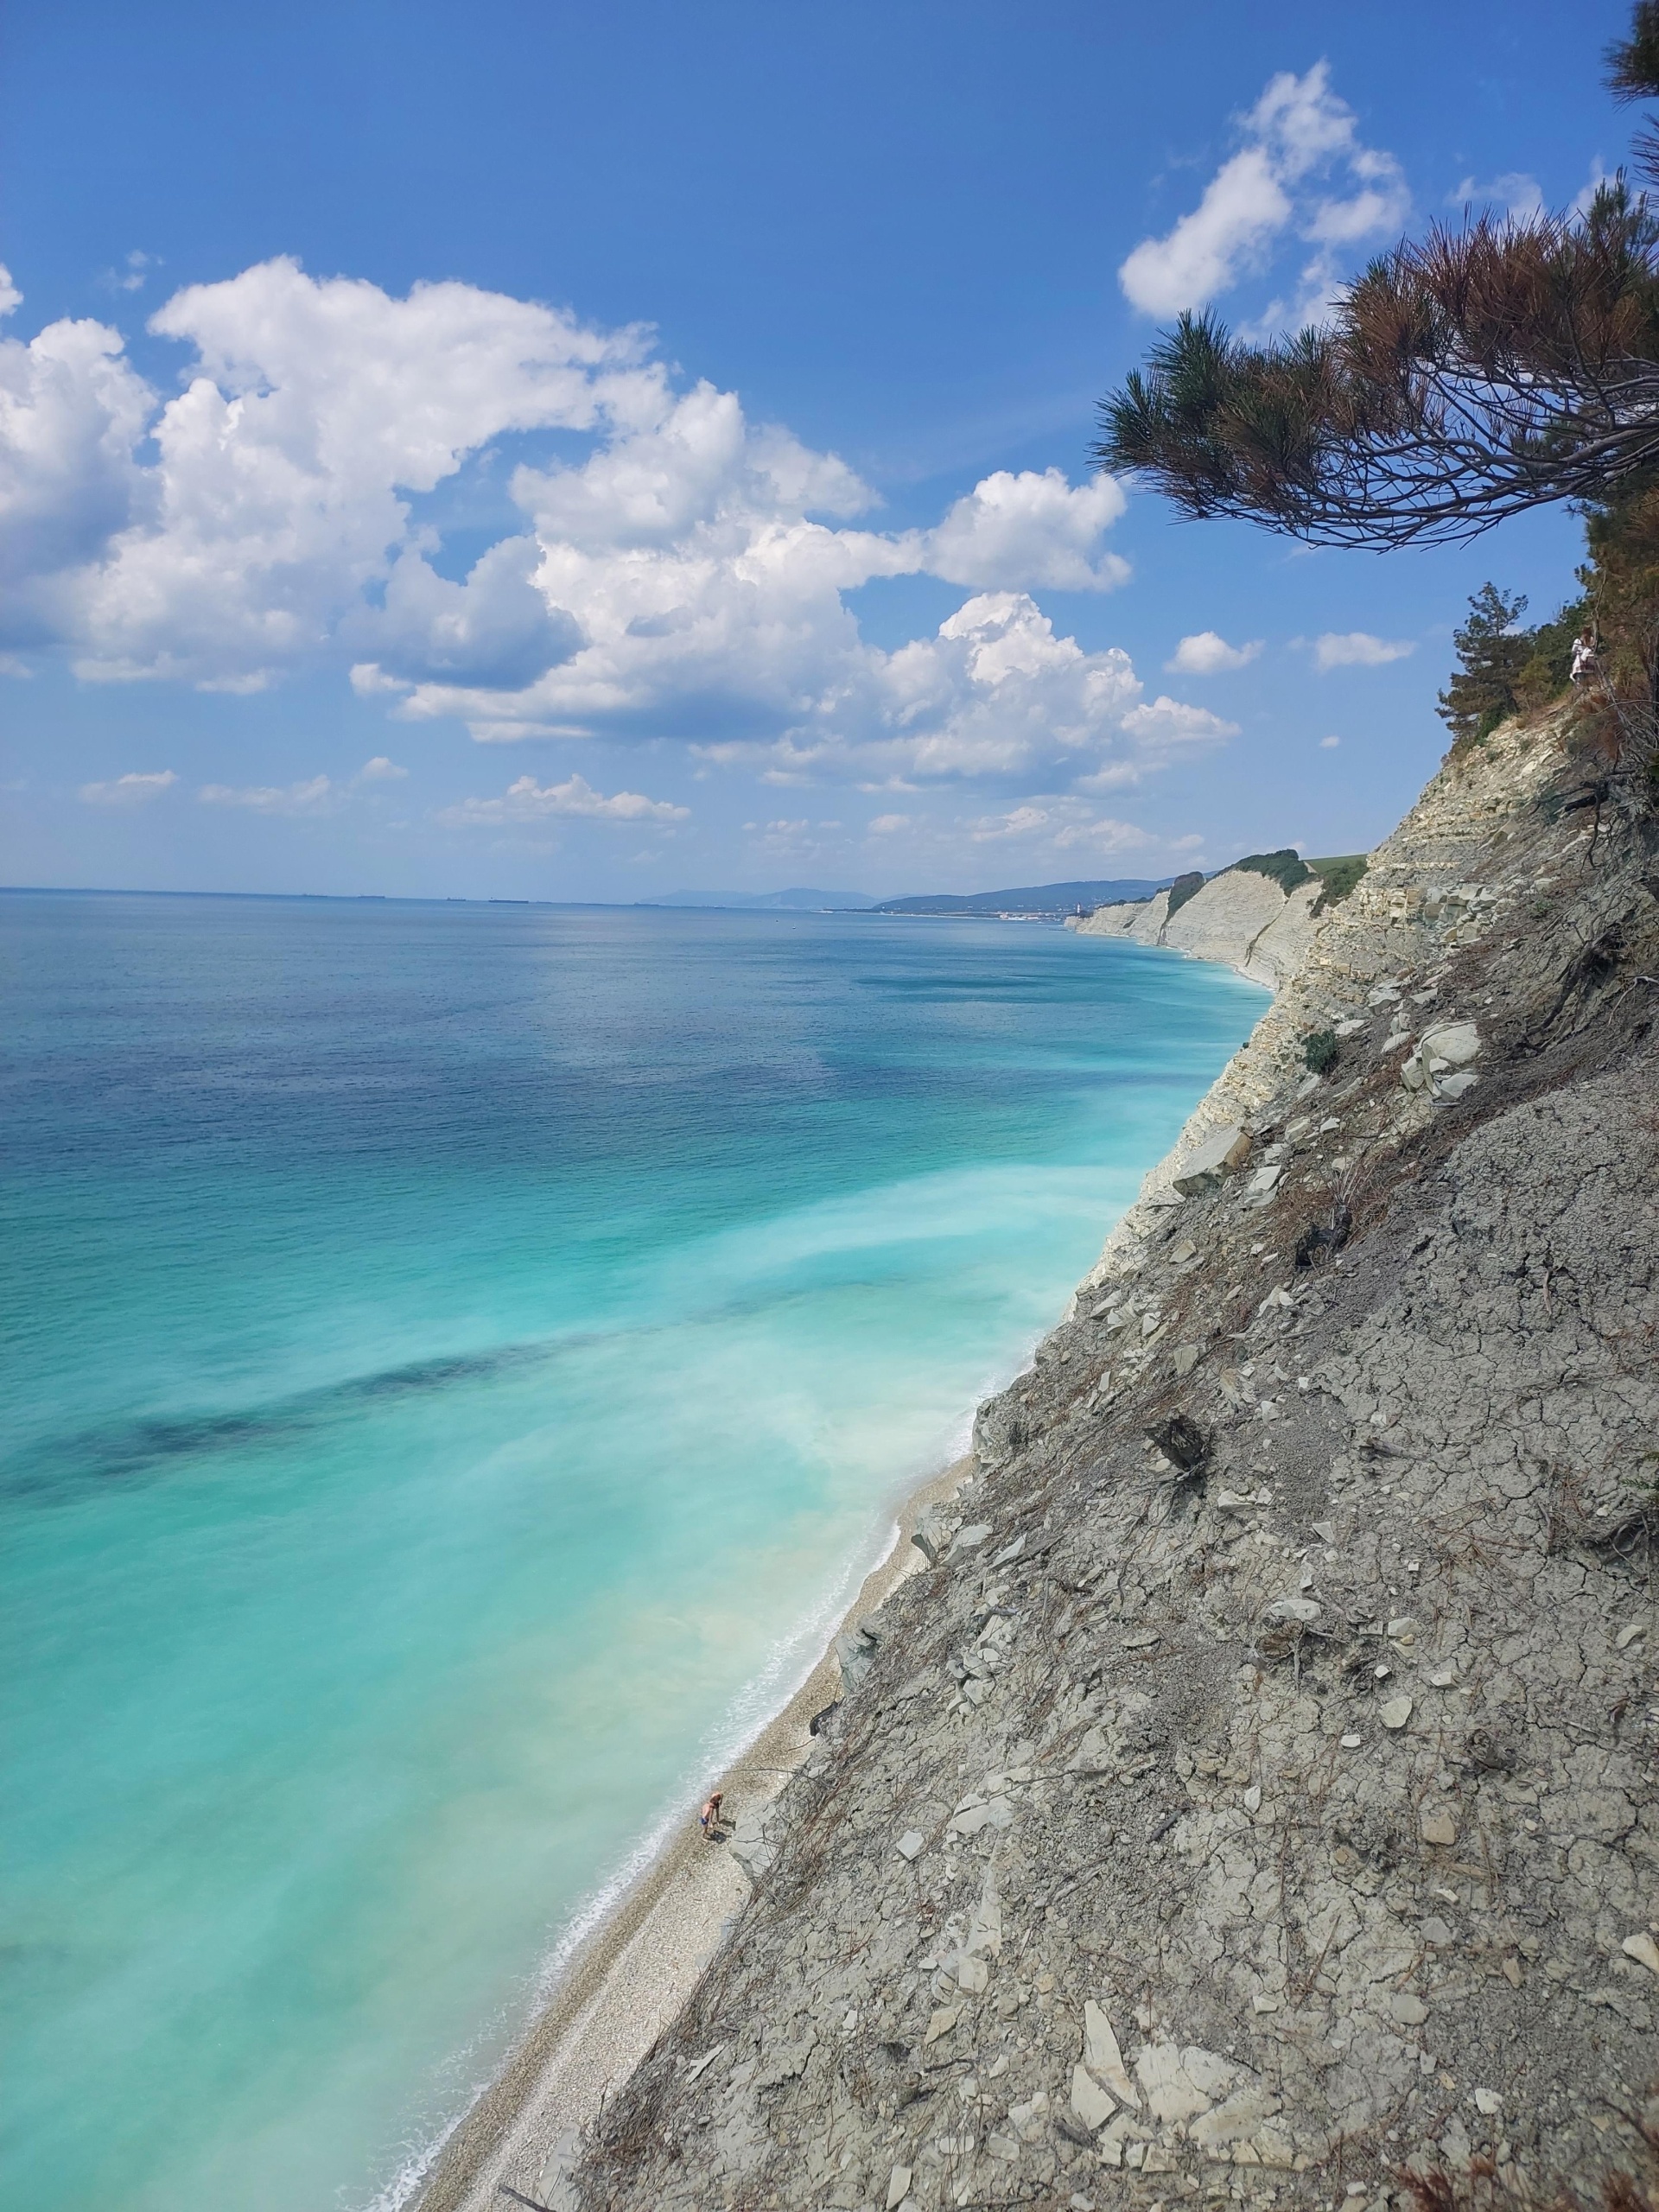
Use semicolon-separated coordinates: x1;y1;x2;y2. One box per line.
411;928;1283;2212
411;1450;977;2212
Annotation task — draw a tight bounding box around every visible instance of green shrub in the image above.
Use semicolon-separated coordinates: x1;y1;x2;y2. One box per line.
1303;1029;1340;1075
1165;868;1206;918
1308;854;1367;911
1234;848;1313;893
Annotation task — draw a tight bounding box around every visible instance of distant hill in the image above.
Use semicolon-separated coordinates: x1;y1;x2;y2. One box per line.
639;887;878;911
874;877;1171;918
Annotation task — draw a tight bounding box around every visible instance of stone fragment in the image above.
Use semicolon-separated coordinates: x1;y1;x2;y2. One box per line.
1379;1695;1414;1730
957;1953;988;1993
987;2132;1019;2160
1421;1019;1480;1065
1621;1932;1659;1978
1008;2092;1049;2141
1214;1488;1256;1514
1421;1916;1454;1946
1248;1163;1283;1197
1386;1616;1417;1637
1084;2002;1141;2106
911;1508;947;1564
1267;1596;1322;1624
1421;1811;1458;1847
887;2167;912;2210
896;1829;925;1860
952;1522;992;1554
948;1795;1013;1837
1135;2039;1212;2125
1427;1667;1457;1688
1474;2088;1502;2116
1173;1125;1251;1196
1070;2063;1116;2133
1192;2087;1281;2151
835;1622;880;1688
1172;1343;1199;1377
1067;1726;1115;1776
924;2003;962;2044
1340;1732;1362;1749
1254;2127;1297;2169
1243;1783;1262;1813
1437;1070;1478;1099
1389;1992;1427;2025
1618;1622;1647;1649
1169;1238;1198;1263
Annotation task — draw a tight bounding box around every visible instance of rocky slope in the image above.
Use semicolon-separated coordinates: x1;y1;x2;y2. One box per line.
1071;869;1323;991
565;706;1659;2212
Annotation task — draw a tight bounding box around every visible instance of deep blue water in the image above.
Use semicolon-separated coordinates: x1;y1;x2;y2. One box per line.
0;891;1264;2211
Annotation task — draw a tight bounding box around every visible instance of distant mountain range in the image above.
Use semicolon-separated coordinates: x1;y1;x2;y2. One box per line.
638;877;1172;918
873;877;1171;918
639;887;877;911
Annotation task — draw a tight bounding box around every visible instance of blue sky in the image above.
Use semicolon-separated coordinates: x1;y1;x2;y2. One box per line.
0;0;1629;899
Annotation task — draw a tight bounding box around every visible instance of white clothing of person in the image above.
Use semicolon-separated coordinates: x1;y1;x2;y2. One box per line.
1570;637;1597;684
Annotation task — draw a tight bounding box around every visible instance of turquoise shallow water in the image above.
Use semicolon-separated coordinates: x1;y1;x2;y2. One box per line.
0;891;1265;2212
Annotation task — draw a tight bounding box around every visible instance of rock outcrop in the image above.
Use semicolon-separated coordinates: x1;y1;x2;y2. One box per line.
555;708;1659;2212
1074;868;1325;991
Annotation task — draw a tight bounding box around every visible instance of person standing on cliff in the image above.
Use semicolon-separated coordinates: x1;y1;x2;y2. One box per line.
1570;626;1599;689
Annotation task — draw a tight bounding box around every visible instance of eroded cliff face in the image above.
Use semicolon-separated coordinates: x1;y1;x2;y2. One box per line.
1072;869;1323;991
572;710;1659;2212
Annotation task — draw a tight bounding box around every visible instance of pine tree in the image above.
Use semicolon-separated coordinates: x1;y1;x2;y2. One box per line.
1437;585;1532;747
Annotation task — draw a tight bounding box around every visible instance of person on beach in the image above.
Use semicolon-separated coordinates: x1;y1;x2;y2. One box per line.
699;1790;724;1839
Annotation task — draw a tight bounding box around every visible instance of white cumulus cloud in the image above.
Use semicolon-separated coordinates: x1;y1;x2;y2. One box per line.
1120;696;1241;745
0;260;1149;797
1119;64;1408;327
437;772;689;827
1166;630;1262;675
1319;734;1342;747
966;798;1152;855
918;469;1128;593
1313;631;1414;670
683;592;1207;791
1449;171;1545;223
355;755;407;782
79;768;178;805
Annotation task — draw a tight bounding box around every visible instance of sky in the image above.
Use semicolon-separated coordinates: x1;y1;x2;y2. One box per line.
0;0;1633;901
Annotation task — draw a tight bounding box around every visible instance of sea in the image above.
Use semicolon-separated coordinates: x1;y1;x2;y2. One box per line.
0;890;1266;2212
